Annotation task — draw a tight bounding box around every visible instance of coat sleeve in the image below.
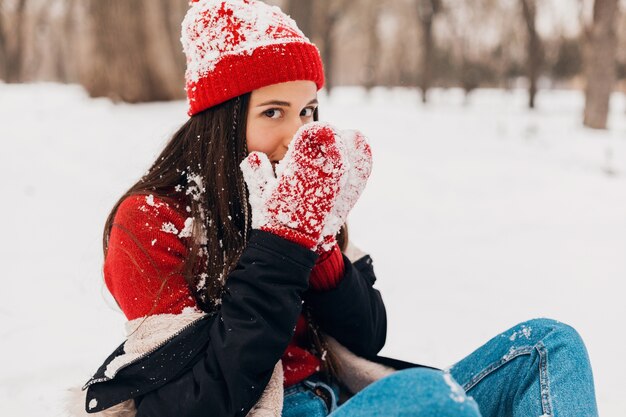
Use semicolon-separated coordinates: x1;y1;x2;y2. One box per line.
133;230;317;417
302;254;387;358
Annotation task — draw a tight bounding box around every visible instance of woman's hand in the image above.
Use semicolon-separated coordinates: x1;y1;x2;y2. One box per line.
307;129;372;292
316;129;373;253
240;122;347;250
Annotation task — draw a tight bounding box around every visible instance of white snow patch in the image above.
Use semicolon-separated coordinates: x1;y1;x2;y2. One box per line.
502;346;521;362
161;222;179;234
88;398;98;410
443;372;466;403
185;172;205;202
181;0;310;82
509;325;532;341
179;217;194;238
196;273;208;293
2;84;625;416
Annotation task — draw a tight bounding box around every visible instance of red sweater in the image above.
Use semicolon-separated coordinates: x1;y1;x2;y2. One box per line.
104;194;344;387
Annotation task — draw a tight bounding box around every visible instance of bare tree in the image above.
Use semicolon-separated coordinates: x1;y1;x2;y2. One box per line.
312;0;352;95
265;0;350;94
520;0;543;109
58;0;79;83
416;0;441;103
583;0;619;129
28;0;57;81
82;0;185;103
2;0;28;82
284;0;313;39
319;10;337;94
159;0;188;80
441;0;504;97
0;0;81;83
363;1;381;92
0;1;6;78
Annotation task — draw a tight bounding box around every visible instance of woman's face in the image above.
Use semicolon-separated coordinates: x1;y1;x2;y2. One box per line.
246;80;318;168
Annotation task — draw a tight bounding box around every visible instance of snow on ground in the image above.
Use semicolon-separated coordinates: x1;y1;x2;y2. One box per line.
0;83;624;416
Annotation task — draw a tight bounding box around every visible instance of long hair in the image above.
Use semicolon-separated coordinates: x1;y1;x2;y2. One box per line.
103;93;346;382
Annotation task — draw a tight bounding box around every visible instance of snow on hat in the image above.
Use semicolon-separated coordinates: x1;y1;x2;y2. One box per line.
181;0;325;116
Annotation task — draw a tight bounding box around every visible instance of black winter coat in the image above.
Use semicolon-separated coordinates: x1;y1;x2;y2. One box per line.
83;230;420;417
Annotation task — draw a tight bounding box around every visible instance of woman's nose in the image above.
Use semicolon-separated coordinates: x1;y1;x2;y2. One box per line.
283;116;308;146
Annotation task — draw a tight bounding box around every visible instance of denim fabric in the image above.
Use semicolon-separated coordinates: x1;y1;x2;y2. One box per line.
448;318;599;417
281;318;598;417
282;373;341;417
327;368;481;417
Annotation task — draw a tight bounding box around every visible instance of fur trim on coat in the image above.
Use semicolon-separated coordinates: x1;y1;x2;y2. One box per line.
66;314;396;417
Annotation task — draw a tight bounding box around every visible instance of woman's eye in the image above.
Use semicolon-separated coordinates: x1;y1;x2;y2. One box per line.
263;109;282;119
301;107;316;117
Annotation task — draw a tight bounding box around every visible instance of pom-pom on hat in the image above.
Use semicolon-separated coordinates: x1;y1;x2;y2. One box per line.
181;0;325;116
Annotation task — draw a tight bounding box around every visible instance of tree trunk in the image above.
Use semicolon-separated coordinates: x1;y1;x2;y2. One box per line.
159;0;187;79
285;0;314;39
0;0;6;80
520;0;542;109
363;2;380;92
58;0;78;83
419;18;433;103
4;0;27;82
583;0;619;129
311;0;351;96
321;12;337;95
82;0;185;103
416;0;440;104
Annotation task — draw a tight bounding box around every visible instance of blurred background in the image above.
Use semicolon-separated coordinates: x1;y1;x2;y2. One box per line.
1;1;625;416
1;0;626;128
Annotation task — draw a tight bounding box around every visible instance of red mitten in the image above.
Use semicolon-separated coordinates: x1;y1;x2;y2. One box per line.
316;129;373;253
240;122;347;250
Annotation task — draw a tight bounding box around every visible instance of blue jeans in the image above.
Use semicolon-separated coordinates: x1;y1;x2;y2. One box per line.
282;318;598;417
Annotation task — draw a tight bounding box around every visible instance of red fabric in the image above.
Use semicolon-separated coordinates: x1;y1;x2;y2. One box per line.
187;43;324;116
104;195;196;321
260;224;318;251
183;1;324;115
243;124;345;250
282;314;322;387
282;244;346;386
104;194;324;387
309;243;345;291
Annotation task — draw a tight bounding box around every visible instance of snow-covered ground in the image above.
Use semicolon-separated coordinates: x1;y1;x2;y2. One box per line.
1;83;624;416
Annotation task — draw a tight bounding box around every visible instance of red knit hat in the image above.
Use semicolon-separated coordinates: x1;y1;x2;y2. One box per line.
181;0;325;116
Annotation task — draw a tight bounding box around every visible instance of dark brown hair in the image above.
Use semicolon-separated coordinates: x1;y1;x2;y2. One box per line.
103;93;346;382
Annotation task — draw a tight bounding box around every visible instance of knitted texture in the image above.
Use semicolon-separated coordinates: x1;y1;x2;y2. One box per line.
308;243;345;291
104;195;196;321
316;129;373;252
240;122;347;250
104;194;323;387
282;314;322;387
181;0;324;115
104;308;205;380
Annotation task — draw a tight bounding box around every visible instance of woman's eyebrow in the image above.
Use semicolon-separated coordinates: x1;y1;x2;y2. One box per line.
256;98;318;107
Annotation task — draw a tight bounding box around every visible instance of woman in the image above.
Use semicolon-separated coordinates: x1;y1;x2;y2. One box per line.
72;1;599;416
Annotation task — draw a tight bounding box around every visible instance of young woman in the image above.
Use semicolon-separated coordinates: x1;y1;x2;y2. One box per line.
73;1;599;416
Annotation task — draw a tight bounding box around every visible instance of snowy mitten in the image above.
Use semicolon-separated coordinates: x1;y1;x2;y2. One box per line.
240;122;348;250
316;129;372;252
